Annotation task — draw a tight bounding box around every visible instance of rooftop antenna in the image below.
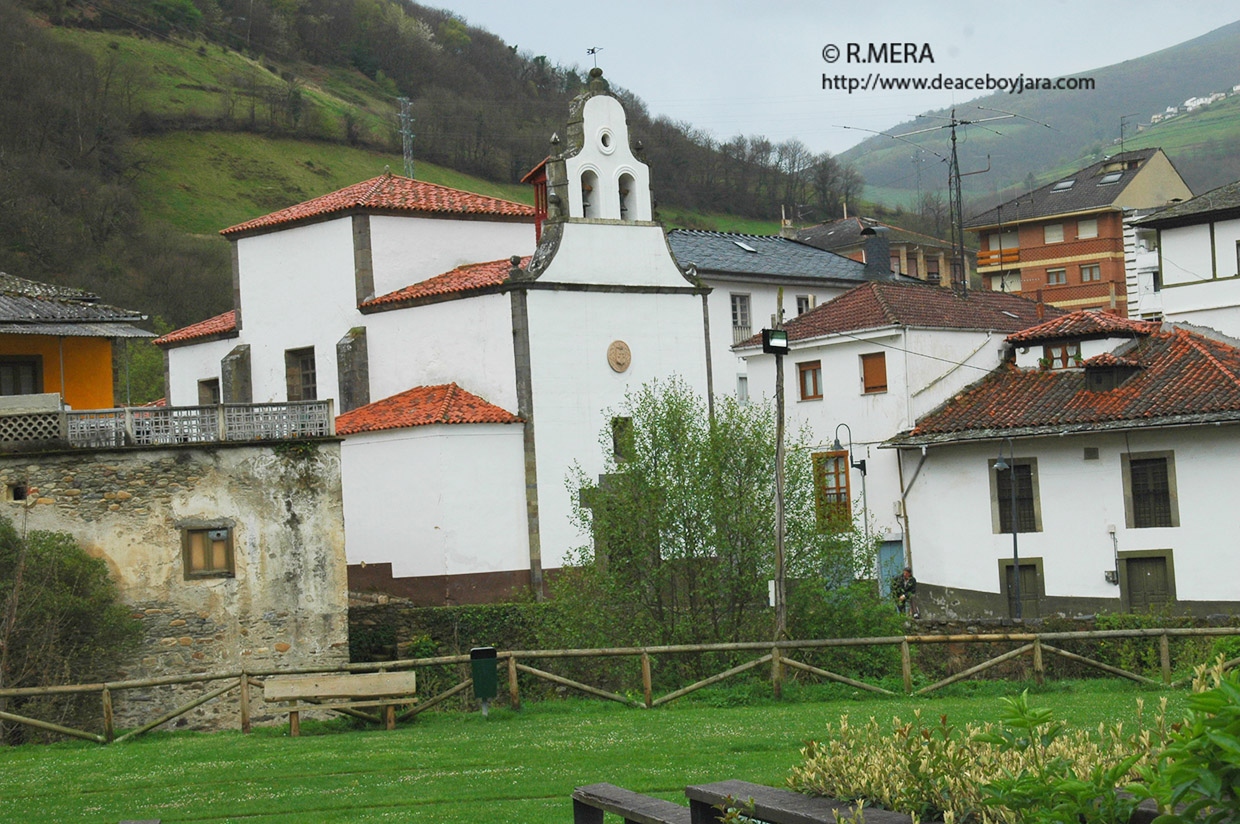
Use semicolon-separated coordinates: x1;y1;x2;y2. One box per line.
1119;112;1139;157
587;46;603;67
397;97;415;179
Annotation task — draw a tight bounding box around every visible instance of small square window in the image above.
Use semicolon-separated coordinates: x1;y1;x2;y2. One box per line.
198;378;221;405
1044;224;1064;244
861;352;887;394
1051;180;1075;192
796;295;812;316
797;361;822;401
6;483;28;502
1078;218;1098;239
1081;264;1101;283
1047;268;1067;286
1042;342;1081;369
183;526;234;578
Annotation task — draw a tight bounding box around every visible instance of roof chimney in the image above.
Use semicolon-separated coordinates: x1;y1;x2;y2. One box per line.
860;226;892;278
779;205;797;239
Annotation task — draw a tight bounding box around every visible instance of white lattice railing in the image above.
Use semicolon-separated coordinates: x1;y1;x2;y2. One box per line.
2;401;335;449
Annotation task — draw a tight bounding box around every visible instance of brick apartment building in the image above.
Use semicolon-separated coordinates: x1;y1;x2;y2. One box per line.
967;148;1192;316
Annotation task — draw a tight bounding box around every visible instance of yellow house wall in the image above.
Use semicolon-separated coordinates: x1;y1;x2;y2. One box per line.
1116;151;1194;211
0;334;114;409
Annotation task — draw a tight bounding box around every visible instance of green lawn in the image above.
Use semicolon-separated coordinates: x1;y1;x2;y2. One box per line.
0;681;1187;823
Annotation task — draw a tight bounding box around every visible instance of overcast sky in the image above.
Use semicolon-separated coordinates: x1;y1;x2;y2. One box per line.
426;1;1239;155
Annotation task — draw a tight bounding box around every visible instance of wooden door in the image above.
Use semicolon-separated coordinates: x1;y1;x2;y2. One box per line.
1005;564;1040;619
1127;557;1170;612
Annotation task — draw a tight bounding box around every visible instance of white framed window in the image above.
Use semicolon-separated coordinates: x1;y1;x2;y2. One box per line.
1047;268;1067;286
1044;224;1064;244
796;295;812;316
730;294;751;345
1081;264;1101;282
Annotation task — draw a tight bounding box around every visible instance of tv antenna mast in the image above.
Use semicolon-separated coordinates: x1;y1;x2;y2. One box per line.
397;97;416;179
587;46;603;67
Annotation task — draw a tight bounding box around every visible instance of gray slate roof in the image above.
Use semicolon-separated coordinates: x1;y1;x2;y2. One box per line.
666;230;898;283
1133;179;1240;228
966;149;1160;229
0;273;153;338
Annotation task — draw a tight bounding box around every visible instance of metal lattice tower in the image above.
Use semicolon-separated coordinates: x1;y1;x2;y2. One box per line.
397;97;415;179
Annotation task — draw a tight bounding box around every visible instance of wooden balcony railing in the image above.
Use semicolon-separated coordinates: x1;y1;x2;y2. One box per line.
0;401;335;450
978;248;1019;267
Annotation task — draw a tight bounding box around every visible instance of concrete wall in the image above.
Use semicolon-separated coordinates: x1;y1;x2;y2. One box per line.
702;278;849;400
525;285;710;569
364;292;518;411
898;426;1240;619
1160;217;1240;338
341;423;529;581
368;215;534;298
744;327;1006;542
0;441;349;730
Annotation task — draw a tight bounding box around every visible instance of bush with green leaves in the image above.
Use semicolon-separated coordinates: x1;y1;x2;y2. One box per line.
0;517;140;743
559;379;875;649
1133;659;1240;823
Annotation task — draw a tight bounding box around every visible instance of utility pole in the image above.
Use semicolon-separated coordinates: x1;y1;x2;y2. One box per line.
773;289;787;642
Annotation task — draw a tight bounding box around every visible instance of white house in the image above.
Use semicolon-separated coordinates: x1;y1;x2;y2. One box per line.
1133;179;1240;338
886;311;1240;619
735;282;1063;588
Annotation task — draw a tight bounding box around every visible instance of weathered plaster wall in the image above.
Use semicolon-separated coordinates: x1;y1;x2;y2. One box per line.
0;440;349;730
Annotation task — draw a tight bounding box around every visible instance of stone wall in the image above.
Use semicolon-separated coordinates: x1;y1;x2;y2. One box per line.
0;440;349;731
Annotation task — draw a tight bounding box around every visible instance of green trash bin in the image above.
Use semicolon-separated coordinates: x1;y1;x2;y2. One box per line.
470;647;498;715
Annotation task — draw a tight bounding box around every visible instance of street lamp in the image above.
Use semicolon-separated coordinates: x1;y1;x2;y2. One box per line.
763;317;790;642
830;423;869;549
994;437;1022;620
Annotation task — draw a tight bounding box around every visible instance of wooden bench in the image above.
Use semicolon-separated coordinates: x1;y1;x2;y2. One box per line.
263;671;416;736
572;783;691;824
684;780;941;824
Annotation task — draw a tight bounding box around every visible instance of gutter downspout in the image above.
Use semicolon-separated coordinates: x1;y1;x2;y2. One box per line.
57;337;66;405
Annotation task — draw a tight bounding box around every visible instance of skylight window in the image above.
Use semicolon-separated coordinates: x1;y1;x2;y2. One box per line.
1052;179;1076;192
1000;310;1020;319
732;240;758;253
1098;172;1122;185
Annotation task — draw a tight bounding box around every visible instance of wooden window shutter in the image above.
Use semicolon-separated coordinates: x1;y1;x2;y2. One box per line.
861;353;887;393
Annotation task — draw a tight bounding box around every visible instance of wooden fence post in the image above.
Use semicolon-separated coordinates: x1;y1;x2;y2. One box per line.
640;652;653;709
239;671;251;733
901;640;913;694
508;655;520;710
1033;637;1045;685
1160;632;1171;686
771;646;783;699
101;687;114;744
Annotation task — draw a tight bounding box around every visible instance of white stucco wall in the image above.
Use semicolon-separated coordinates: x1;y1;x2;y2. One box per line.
898;426;1240;604
164;336;240;406
524;286;710;569
341;423;529;578
364;292;518;412
702;278;849;400
368;215;534;298
743;327;1008;541
543;223;691;287
233;219;360;403
1160;217;1240;339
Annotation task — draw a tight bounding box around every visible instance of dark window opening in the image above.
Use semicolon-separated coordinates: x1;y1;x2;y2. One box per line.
997;463;1037;533
285;347;317;401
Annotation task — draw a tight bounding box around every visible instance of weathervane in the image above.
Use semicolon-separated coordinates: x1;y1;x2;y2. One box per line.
587;46;603;67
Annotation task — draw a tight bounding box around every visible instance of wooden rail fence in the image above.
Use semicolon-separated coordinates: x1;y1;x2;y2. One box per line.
1;627;1236;745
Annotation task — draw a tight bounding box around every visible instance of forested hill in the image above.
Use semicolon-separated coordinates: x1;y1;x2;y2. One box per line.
842;19;1240;209
0;0;864;338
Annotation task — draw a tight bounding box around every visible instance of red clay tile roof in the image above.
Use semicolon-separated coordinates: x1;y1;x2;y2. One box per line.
152;310;237;347
336;383;520;435
738;282;1064;347
1083;352;1141;368
893;325;1240;444
221;173;535;237
520;158;548;184
362;257;530;308
1006;311;1158;345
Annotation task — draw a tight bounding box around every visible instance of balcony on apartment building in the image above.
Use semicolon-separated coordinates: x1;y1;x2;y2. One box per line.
0;396;335;452
977;246;1020;270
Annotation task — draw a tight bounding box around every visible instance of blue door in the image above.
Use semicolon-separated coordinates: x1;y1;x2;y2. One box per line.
878;541;904;598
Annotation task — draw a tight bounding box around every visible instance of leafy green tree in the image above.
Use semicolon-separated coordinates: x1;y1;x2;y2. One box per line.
0;517;140;743
560;378;873;650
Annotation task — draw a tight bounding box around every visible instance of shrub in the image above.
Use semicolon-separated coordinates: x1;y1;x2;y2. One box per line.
0;518;140;743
